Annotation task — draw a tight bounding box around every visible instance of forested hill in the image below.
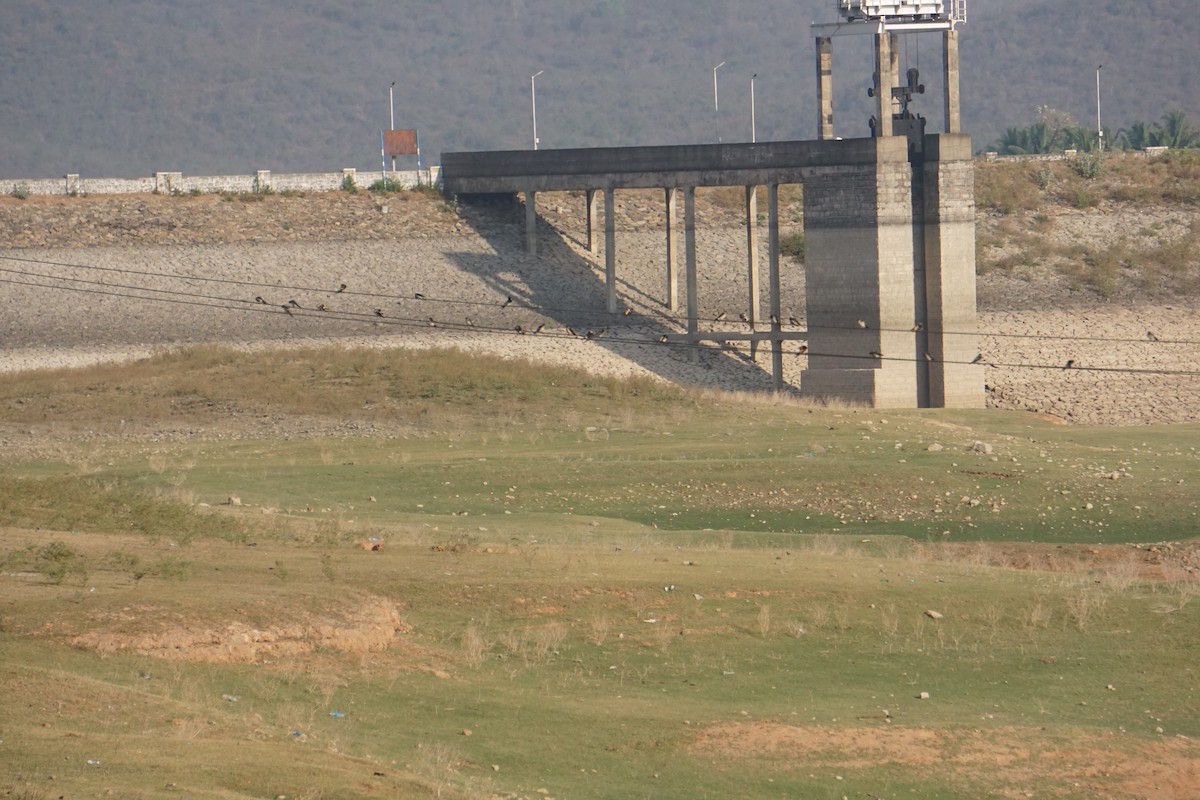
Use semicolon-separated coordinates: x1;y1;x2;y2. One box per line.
1;0;1196;179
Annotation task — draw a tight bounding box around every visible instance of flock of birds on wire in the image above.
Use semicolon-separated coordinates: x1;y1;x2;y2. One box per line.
0;251;1195;376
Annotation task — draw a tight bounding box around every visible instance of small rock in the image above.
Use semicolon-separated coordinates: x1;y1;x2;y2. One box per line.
971;441;994;455
925;610;944;620
461;728;472;737
918;691;930;700
927;443;944;452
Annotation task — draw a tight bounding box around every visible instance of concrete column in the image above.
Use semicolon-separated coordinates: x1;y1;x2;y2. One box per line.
604;187;617;314
665;187;679;313
684;186;699;362
586;189;600;254
524;190;538;255
944;29;961;134
745;185;761;357
873;33;896;137
767;183;784;392
923;133;982;407
800;136;918;408
816;37;834;140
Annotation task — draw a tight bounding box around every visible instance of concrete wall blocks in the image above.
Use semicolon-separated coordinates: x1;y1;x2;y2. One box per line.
0;169;431;197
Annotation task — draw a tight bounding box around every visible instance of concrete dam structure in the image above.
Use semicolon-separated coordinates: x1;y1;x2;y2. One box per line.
442;6;980;409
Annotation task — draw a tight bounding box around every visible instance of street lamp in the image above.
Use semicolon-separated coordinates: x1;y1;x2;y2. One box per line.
750;73;758;143
713;61;726;143
531;70;545;150
388;81;396;172
1095;65;1104;151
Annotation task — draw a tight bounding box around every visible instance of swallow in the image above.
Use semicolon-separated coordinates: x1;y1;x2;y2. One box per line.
317;303;328;312
911;323;924;332
466;317;476;327
1064;359;1075;369
770;314;780;326
623;308;632;316
515;325;525;334
658;334;668;343
739;312;749;323
427;317;437;327
336;283;347;293
567;327;578;337
789;316;801;327
856;319;868;329
414;292;426;300
1147;331;1159;342
971;353;984;364
585;329;595;340
924;352;935;362
374;308;384;317
282;304;293;316
533;323;545;334
869;350;884;359
714;311;727;322
255;296;267;304
501;296;513;308
288;299;301;308
797;345;808;355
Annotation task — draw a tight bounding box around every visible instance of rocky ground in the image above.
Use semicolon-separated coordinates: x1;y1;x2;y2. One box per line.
1;187;1198;426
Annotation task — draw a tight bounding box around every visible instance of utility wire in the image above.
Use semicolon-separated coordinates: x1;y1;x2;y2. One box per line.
3;252;1198;345
3;272;1199;377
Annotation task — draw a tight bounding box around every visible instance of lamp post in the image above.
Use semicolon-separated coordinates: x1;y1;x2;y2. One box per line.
388;81;396;172
1095;65;1103;151
531;70;544;150
713;61;726;143
750;73;758;143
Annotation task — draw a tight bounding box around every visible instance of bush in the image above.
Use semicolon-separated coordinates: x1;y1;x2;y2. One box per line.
1073;151;1104;180
780;232;805;263
37;541;88;585
368;176;406;193
10;183;31;200
341;174;358;194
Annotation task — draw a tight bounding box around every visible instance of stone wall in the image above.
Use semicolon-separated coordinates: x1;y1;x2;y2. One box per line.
0;168;439;198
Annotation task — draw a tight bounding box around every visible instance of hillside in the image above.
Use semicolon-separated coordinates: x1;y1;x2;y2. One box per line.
1;0;1198;178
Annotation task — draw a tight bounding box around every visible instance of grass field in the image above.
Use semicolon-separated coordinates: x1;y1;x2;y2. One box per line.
2;347;1198;799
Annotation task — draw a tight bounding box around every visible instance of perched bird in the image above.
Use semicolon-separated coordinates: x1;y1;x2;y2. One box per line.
414;292;426;300
501;296;513;308
515;325;525;335
374;308;384;317
317;303;328;312
739;312;749;323
533;323;545;334
658;334;669;344
714;311;727;322
427;317;437;327
1064;359;1076;369
255;296;267;304
971;353;985;364
288;299;301;308
1147;330;1159;342
465;317;476;327
623;308;633;316
869;350;884;359
924;352;935;362
856;319;868;329
567;326;578;337
789;315;801;327
336;283;347;293
797;345;808;355
585;329;596;340
282;304;293;316
911;323;924;332
770;314;780;326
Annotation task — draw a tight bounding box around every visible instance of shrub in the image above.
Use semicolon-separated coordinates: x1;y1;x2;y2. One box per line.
37;541;88;585
1073;151;1104;180
780;231;806;263
341;174;358;193
368;176;406;193
10;183;31;200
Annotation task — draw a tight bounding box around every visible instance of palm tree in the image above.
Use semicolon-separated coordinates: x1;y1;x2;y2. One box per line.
1155;111;1200;149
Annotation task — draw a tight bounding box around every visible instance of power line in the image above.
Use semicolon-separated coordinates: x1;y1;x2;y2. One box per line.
3;271;1199;378
3;252;1198;345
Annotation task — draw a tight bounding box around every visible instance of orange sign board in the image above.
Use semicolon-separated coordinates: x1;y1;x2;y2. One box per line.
383;129;419;157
